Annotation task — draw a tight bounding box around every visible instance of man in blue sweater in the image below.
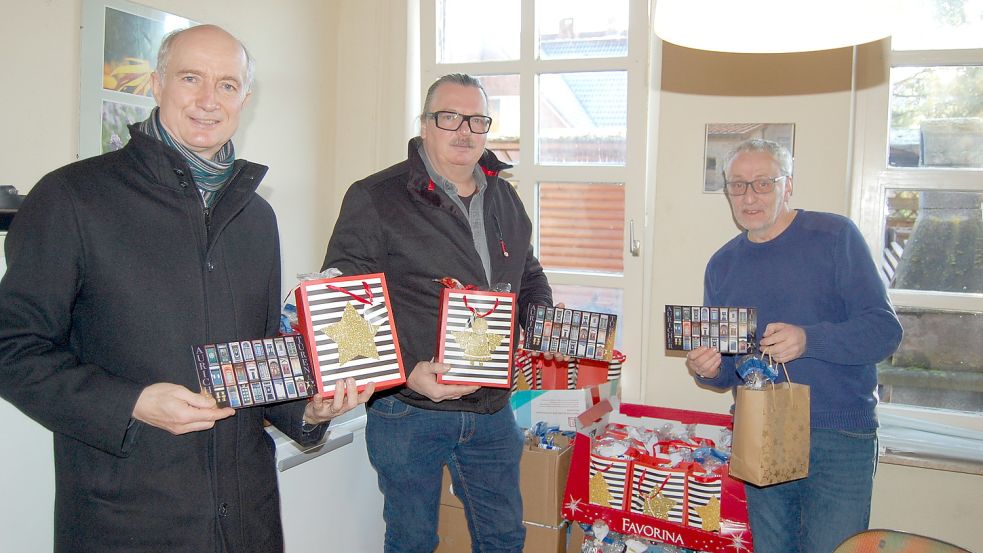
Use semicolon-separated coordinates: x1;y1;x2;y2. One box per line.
685;139;903;553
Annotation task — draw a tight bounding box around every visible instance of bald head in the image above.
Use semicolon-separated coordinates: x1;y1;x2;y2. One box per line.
157;25;255;92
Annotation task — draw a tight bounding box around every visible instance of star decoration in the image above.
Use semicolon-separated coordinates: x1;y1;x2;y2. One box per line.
515;369;530;390
729;531;749;552
589;471;615;507
452;317;503;366
322;302;380;365
643;490;676;520
695;496;721;532
564;496;583;517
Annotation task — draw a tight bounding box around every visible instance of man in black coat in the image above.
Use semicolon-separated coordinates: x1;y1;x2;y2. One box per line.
323;73;556;553
0;25;370;553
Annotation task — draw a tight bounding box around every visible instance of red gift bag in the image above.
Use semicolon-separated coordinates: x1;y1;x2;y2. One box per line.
294;273;405;398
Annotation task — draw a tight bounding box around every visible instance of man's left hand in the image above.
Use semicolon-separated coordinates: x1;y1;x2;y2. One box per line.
759;322;807;364
303;377;375;425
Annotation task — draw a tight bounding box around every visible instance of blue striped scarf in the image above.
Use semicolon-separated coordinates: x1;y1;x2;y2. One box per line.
138;108;235;208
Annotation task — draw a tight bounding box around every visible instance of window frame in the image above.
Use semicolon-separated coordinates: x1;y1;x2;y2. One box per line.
852;43;983;313
419;0;654;402
851;31;983;453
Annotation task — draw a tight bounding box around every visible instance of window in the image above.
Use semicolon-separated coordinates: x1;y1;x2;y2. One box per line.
421;0;651;400
854;0;983;420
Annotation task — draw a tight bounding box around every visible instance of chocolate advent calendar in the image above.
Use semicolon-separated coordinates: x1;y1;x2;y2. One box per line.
194;334;317;408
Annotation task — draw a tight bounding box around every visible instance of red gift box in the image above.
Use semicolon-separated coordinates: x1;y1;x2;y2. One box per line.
294;273;406;398
436;288;516;388
563;399;753;552
521;349;626;390
576;349;626;388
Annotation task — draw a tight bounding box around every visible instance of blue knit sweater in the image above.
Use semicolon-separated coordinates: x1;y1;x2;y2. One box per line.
697;210;903;430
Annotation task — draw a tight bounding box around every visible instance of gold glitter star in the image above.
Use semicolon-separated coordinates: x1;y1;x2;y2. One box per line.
643;491;676;520
695;496;721;532
322;302;380;365
515;368;530;390
589;471;615;507
452;318;503;366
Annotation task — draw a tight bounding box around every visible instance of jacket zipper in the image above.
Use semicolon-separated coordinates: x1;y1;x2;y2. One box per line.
197;165;245;342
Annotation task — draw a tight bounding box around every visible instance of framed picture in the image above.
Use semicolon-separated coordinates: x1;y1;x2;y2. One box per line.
79;0;195;160
703;123;795;193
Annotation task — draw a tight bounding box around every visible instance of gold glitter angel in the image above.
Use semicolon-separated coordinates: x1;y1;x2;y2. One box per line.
322;302;380;365
452;317;503;366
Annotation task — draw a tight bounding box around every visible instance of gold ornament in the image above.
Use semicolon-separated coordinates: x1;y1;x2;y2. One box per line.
589;471;615;507
695;496;721;532
643;490;676;520
322;302;380;365
452;317;503;366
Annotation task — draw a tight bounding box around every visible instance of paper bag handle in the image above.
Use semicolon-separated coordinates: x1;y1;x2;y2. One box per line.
763;353;796;406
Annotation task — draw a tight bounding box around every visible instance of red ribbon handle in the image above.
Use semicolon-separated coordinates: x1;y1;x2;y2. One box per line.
463;296;500;318
328;281;374;305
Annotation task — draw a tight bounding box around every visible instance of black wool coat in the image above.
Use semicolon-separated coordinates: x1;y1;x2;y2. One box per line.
0;129;324;553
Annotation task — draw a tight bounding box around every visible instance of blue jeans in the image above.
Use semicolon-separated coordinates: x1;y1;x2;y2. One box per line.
745;428;878;553
365;395;526;553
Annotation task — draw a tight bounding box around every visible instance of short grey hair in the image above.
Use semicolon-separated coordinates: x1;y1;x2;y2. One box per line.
156;25;256;92
722;139;794;180
420;73;488;122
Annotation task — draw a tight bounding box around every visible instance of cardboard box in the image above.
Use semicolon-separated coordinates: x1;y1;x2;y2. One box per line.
562;399;753;552
510;389;594;432
435;504;469;553
439;436;573;527
525;521;567;553
569;521;586;550
521;436;573;526
436;504;567;553
511;382;620;432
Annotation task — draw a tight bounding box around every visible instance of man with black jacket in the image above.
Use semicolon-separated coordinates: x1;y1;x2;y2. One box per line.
323;73;554;552
0;25;368;553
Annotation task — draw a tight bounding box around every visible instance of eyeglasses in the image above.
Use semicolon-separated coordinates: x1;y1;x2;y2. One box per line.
426;111;493;134
724;175;787;196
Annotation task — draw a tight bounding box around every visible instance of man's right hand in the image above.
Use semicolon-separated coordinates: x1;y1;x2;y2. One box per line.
685;346;722;380
406;360;480;402
132;382;236;435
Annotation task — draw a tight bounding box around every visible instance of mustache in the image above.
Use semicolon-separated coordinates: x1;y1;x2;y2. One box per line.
450;139;474;148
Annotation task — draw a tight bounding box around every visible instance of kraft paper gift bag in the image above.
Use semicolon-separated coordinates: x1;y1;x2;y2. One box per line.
729;367;810;487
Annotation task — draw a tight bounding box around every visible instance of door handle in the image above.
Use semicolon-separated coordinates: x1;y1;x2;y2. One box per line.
629;219;641;257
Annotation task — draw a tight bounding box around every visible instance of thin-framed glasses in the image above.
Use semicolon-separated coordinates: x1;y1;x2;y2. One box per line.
724;175;787;195
426;111;493;134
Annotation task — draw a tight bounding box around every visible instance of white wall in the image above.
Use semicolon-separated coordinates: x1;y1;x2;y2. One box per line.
647;45;856;413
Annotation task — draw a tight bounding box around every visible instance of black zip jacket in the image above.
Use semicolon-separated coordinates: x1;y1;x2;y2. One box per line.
322;137;553;413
